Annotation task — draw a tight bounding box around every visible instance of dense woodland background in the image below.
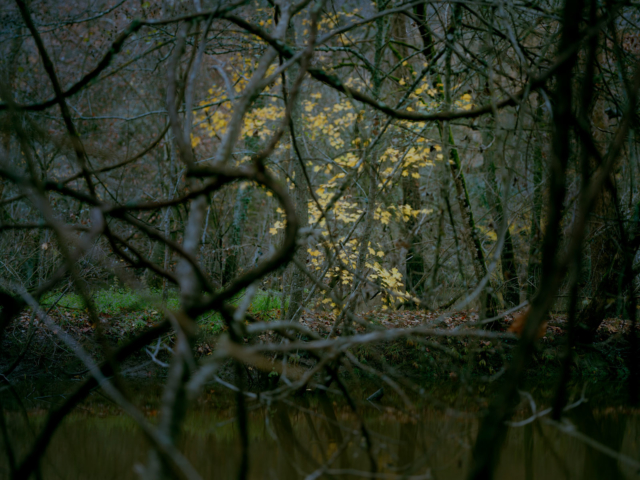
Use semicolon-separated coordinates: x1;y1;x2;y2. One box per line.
1;0;640;478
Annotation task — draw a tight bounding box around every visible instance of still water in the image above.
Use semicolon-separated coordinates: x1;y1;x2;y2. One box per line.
1;379;639;479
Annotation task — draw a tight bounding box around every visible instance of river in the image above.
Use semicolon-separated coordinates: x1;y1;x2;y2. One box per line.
1;379;638;479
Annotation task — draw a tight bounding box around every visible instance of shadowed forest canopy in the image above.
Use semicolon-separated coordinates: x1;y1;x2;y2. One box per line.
1;0;640;478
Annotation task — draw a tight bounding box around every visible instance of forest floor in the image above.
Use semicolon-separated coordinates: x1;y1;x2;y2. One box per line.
1;288;636;383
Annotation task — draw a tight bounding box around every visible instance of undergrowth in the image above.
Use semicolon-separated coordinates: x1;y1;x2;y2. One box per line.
40;285;286;338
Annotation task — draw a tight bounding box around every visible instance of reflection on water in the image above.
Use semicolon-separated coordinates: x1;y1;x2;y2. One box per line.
1;380;639;479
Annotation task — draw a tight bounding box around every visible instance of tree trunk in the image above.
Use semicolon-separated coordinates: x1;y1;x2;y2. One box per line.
526;111;545;299
589;94;617;290
146;142;174;291
392;14;426;300
483;133;521;307
446;126;499;318
353;157;377;307
222;184;252;285
402;171;426;299
576;84;625;341
222;84;263;286
425;204;446;306
447;157;485;286
284;22;308;323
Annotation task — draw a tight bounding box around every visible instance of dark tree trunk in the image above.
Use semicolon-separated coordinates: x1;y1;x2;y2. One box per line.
284;21;308;322
526;114;545;299
222;184;252;285
484;142;521;307
576;85;626;342
392;14;426;301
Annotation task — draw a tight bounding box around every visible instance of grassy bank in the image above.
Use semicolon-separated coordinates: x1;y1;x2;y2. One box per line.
39;286;285;335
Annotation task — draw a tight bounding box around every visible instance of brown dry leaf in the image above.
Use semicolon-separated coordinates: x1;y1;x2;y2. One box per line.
508;309;547;339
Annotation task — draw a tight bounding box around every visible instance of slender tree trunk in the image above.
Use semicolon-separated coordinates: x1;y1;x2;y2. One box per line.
576;75;626;341
0;29;21;157
353;156;377;308
222;86;262;285
285;158;308;322
392;14;426;300
446;126;498;317
483;134;521;307
589;94;617;290
402;172;426;299
526;113;544;299
624;206;639;404
163;141;176;302
444;189;468;289
285;22;308;322
145;143;175;291
426;204;446;306
222;184;252;285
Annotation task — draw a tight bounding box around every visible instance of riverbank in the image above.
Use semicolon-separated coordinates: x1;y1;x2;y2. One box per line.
1;289;635;384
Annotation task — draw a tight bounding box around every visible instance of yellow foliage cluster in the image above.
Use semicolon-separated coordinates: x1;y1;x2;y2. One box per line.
477;225;498;241
306;8;360;35
335;152;359;168
455;93;474;111
374;205;432;225
367;261;402;289
190;46;475;312
309;187;362;227
268;221;285;236
241;105;284;140
378;144;439;184
303;98;357;149
190;55;284;153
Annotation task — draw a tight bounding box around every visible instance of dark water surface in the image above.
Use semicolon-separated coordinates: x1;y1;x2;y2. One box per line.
1;379;639;479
